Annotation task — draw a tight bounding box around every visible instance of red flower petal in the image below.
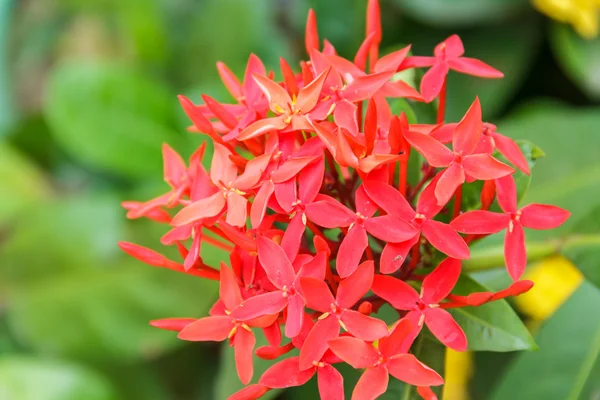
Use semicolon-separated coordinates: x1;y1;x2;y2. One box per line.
495;175;517;213
216;62;242;100
343;71;395;103
272;156;319;183
225;191;248;227
178;316;233;341
253;74;292;114
171;192;226;226
434;163;465;206
318;364;344;400
298;158;325;203
352;367;389;400
462;154;513;180
230;291;288;321
305;9;319;55
251;180;275;229
387;354;444;386
504;223;527;281
162;143;187;188
371;275;420;309
365;215;418;243
422;219;470;259
299;316;340;371
257;236;296;289
280;213;305;262
234;327;256;385
491;132;530;175
340;310;389;341
417;386;438;400
299;277;336;313
150;318;196;332
260;357;315;388
363;180;416;220
305;196;355;228
285;293;306;338
453;97;482;155
374;45;411;73
379;237;419;274
333;99;359;137
520;204;570;230
451;210;509;234
422;258;462;304
327;337;380;368
378;318;415;357
420;61;449;103
237;116;288;141
336;225;369;279
448;57;504;78
424;308;467;351
220;264;243;311
404;130;454;168
337;260;375;308
437;35;464;58
296;67;330;112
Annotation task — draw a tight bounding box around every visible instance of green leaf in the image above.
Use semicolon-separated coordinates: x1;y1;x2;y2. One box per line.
0;356;117;400
491;282;600;400
214;329;290;400
562;234;600;290
448;274;536;351
44;61;182;178
498;103;600;237
0;194;125;283
0;144;49;226
6;261;217;362
550;23;600;100
0;0;15;135
393;0;529;26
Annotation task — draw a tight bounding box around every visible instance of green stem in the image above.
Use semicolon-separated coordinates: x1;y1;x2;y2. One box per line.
463;234;600;272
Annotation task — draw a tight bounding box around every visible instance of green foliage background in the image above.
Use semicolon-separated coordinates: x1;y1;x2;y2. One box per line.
0;0;599;399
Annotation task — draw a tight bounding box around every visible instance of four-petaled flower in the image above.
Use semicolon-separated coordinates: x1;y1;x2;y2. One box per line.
451;175;570;280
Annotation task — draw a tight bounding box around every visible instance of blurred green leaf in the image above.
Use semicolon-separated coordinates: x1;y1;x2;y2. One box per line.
498;103;600;237
550;23;600;100
394;0;529;26
44;61;182;178
0;356;117;400
562;234;600;290
180;0;289;89
0;144;49;226
6;261;217;362
448;274;536;351
491;282;600;400
0;0;14;134
117;0;167;66
0;194;124;282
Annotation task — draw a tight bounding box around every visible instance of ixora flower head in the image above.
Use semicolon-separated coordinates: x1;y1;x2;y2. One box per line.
119;1;569;399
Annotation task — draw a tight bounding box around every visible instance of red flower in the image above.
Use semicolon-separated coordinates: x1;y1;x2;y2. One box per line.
451;175;570;280
155;265;277;385
230;236;326;338
364;176;470;271
328;318;444;399
171;143;270;228
298;261;389;371
404;98;514;205
371;258;468;351
401;35;504;102
305;186;417;277
237;68;331;140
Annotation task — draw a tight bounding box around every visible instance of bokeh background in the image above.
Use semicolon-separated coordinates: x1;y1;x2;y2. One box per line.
1;0;599;399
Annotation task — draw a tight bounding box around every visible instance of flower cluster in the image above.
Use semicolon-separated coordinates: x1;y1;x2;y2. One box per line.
120;2;570;399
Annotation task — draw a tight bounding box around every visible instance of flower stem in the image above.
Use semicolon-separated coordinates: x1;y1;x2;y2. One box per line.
436;78;447;125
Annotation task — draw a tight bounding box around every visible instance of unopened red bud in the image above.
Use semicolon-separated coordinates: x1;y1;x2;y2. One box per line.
150;318;196;332
358;301;373;315
118;242;166;267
